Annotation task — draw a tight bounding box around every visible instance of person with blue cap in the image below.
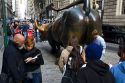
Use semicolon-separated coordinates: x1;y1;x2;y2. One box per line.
77;43;115;83
92;29;106;60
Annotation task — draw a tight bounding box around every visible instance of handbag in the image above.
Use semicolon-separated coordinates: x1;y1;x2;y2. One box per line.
61;64;76;83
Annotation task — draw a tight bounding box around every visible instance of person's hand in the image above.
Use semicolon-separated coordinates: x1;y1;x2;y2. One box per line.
31;59;36;63
25;57;33;63
25;57;36;63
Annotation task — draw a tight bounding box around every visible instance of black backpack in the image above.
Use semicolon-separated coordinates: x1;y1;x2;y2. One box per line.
61;64;77;83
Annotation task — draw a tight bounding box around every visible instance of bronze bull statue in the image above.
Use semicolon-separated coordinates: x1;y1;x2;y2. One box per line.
47;0;102;53
35;0;102;53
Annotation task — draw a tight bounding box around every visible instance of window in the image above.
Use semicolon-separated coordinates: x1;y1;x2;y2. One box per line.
116;0;124;15
96;1;102;10
122;0;125;14
92;0;102;10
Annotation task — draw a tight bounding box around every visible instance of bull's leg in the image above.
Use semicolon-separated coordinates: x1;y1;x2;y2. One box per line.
48;34;58;54
51;41;58;53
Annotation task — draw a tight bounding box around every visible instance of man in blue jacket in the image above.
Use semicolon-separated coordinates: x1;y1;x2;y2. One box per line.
110;41;125;83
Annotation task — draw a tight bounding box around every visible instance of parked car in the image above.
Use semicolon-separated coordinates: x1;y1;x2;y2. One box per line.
102;24;125;44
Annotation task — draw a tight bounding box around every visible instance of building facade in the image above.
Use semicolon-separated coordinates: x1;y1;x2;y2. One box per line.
93;0;125;26
0;0;13;19
0;0;2;18
26;0;35;19
14;0;26;19
14;0;19;18
40;0;75;21
103;0;125;26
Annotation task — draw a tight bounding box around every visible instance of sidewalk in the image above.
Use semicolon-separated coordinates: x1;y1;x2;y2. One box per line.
36;42;62;83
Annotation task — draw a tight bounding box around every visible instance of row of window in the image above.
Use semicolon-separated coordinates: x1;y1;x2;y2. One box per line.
93;0;125;15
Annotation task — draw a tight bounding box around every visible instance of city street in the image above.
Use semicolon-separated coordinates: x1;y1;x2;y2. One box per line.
0;41;119;83
0;0;124;82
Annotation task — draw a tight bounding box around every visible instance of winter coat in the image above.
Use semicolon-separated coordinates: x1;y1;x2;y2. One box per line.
110;61;125;83
1;41;25;83
24;47;44;72
77;60;115;83
58;46;73;73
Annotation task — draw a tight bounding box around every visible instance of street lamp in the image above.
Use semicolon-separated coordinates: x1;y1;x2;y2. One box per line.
1;0;8;47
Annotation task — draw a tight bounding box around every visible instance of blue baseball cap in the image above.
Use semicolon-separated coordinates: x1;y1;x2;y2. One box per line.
85;43;103;60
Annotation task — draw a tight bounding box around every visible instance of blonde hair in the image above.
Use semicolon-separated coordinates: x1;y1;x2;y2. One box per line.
25;38;35;47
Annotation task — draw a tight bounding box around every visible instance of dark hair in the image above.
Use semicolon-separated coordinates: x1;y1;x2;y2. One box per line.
118;41;125;57
68;35;79;48
68;46;83;72
92;29;99;36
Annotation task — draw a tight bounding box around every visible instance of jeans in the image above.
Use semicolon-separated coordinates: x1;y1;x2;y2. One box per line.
24;72;42;83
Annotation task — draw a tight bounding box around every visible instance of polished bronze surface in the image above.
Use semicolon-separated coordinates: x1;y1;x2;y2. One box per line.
47;0;102;52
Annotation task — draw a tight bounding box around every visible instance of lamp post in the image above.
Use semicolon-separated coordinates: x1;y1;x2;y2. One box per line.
1;0;8;47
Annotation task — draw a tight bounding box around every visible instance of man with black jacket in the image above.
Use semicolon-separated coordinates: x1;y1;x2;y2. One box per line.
77;43;115;83
1;34;25;83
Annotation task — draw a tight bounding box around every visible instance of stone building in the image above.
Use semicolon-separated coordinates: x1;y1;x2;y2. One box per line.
26;0;35;19
103;0;125;26
0;0;2;18
0;0;13;18
40;0;76;21
93;0;125;26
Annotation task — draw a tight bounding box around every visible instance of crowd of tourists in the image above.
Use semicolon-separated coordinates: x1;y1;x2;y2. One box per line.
0;18;125;83
59;29;125;83
0;19;45;83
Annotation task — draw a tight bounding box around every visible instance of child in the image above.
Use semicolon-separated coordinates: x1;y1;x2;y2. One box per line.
24;38;44;83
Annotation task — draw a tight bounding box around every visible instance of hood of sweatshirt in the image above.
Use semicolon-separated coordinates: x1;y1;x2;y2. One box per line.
87;60;110;76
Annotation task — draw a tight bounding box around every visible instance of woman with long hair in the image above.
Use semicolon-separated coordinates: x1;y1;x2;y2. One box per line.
59;35;80;73
61;46;86;83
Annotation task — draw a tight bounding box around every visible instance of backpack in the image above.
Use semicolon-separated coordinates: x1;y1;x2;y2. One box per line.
61;64;77;83
61;46;84;83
